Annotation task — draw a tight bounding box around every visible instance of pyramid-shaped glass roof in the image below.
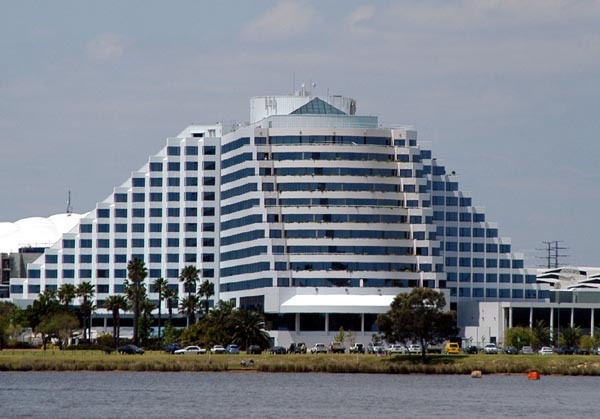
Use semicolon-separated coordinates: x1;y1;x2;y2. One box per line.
290;97;347;115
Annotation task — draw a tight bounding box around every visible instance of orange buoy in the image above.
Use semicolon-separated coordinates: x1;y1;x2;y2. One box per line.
528;371;540;380
471;370;482;378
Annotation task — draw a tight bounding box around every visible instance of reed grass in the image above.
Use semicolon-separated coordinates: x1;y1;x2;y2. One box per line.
2;350;600;375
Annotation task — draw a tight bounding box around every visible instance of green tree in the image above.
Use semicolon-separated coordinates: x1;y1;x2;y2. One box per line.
198;279;214;315
203;300;236;347
139;298;155;346
559;326;581;347
76;282;95;341
179;265;200;300
231;309;271;350
103;295;129;348
334;327;346;344
0;302;23;350
504;327;533;349
179;294;201;326
152;277;169;342
126;258;148;346
376;288;459;363
178;322;206;347
37;312;79;350
531;320;552;350
163;287;178;326
57;283;77;310
26;289;61;337
580;335;595;351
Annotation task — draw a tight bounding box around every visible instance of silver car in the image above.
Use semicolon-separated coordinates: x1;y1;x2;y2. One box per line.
174;345;206;355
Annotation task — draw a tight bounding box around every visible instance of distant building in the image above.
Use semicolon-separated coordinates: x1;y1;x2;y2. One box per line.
5;92;582;346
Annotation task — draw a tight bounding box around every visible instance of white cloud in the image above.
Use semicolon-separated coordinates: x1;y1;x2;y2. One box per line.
85;33;127;61
346;4;375;26
242;0;317;41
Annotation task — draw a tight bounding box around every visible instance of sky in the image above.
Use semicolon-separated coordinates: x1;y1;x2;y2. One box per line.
1;0;599;266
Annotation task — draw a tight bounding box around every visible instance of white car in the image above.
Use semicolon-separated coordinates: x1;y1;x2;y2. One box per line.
539;346;553;355
484;344;499;354
174;345;206;355
387;344;406;354
310;343;328;354
210;345;226;354
408;344;422;354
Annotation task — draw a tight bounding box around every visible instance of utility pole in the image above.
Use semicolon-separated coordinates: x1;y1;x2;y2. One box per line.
537;241;569;268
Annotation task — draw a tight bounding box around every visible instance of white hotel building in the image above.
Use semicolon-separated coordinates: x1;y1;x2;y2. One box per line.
7;93;585;347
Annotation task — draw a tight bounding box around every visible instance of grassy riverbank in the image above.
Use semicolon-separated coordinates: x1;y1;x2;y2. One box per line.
2;350;600;375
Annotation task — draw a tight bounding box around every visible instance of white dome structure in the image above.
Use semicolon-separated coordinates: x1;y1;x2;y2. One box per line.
0;213;85;253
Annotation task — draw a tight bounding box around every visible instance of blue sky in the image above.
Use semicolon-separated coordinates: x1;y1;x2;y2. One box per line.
1;0;599;265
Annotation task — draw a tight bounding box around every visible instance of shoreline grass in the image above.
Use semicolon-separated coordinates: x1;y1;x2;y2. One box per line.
2;350;600;375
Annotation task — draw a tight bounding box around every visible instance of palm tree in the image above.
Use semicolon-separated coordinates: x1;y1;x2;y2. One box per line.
179;294;201;326
179;265;200;299
139;298;155;346
163;287;178;326
203;300;236;345
232;309;271;350
76;281;95;341
126;258;147;346
152;277;168;342
57;283;77;310
103;295;128;348
198;279;215;315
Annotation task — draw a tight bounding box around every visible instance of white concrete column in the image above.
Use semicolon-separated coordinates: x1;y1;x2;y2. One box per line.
591;309;595;337
325;313;329;335
508;307;513;328
361;313;365;335
529;307;533;328
570;307;574;328
295;313;300;334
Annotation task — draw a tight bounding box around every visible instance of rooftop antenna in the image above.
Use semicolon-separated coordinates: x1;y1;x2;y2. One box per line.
66;190;73;215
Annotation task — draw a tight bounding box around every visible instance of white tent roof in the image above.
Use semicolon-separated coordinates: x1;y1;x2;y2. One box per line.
0;213;85;253
280;294;395;313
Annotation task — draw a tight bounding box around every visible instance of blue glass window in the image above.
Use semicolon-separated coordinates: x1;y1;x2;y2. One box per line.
132;177;145;187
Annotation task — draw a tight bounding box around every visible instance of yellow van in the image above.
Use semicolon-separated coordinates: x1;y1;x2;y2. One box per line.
445;342;460;354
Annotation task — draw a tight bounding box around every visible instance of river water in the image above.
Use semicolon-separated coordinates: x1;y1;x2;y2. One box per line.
1;372;598;418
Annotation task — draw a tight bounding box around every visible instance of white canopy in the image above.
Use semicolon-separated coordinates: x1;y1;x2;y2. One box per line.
280;294;395;313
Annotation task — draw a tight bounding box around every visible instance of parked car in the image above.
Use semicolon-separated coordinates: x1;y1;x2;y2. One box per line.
555;346;575;355
164;342;181;354
463;345;478;354
210;345;226;354
246;345;262;355
270;346;287;354
288;342;307;354
520;346;534;355
174;345;206;355
504;346;518;355
387;344;405;355
445;342;460;354
539;346;554;355
367;342;386;354
309;343;328;354
226;344;240;354
408;344;422;355
349;343;365;354
484;344;499;354
576;347;591;355
594;346;600;355
118;344;144;355
427;343;444;354
329;342;346;353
